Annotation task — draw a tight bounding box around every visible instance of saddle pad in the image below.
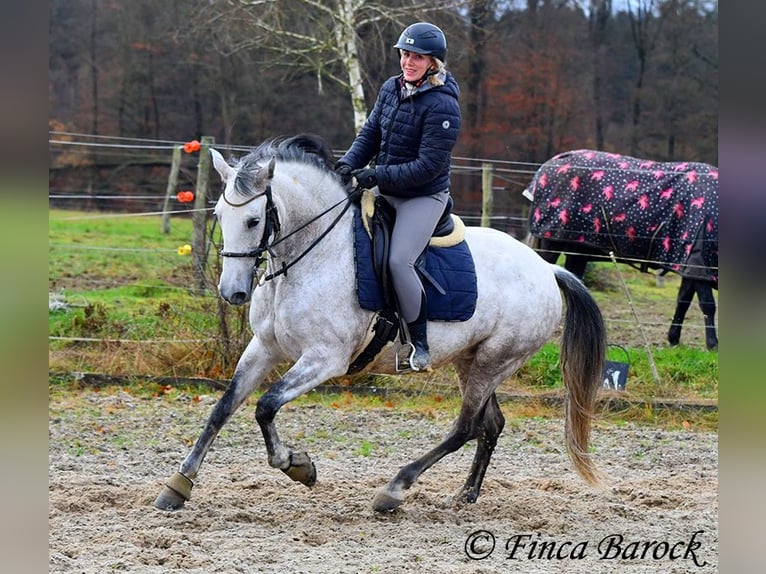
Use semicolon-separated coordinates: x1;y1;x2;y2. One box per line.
527;149;718;282
353;210;477;321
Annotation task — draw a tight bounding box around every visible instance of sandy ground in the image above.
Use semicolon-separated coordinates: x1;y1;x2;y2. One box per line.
49;387;717;573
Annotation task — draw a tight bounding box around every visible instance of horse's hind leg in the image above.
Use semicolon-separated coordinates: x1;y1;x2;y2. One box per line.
372;410;475;512
153;341;276;511
456;393;505;504
373;358;516;512
696;281;718;350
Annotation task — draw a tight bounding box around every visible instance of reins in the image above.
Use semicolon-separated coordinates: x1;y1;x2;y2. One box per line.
219;180;362;282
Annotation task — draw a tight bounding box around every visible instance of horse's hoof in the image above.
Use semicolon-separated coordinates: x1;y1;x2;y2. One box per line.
452;486;479;505
459;488;480;504
153;471;193;511
283;451;316;487
372;486;405;513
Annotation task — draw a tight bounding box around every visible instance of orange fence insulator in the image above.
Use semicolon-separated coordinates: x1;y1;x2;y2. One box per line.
183;140;201;153
176;191;194;203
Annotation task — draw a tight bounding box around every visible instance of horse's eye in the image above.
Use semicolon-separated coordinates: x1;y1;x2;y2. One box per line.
246;217;260;229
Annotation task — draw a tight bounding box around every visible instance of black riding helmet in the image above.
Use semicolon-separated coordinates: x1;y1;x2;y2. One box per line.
393;22;447;62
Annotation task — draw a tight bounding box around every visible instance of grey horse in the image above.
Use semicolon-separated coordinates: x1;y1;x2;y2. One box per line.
154;135;606;513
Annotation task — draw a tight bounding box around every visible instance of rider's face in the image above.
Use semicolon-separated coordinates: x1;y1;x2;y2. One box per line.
400;50;433;83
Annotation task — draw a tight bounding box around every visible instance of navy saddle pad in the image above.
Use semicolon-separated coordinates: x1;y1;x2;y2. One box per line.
352;210;477;321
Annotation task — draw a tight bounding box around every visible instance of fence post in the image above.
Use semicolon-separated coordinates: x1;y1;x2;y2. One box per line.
161;145;183;234
481;162;493;227
192;136;215;294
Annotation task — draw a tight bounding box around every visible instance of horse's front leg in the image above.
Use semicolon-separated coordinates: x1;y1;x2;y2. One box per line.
153;339;277;511
255;354;345;487
668;276;695;346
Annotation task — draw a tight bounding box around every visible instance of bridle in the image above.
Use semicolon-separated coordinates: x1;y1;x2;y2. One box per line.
218;176;361;282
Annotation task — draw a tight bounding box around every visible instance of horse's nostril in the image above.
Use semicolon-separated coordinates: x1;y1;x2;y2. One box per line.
230;292;248;306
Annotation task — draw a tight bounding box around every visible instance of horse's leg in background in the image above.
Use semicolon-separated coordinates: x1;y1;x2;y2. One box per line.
535;239;588;280
563;254;588;279
448;357;506;504
372;352;526;512
154;338;278;510
533;238;561;265
696;280;718;350
456;391;505;504
255;354;348;487
668;277;696;346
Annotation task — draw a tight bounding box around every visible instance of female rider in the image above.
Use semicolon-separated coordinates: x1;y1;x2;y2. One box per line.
335;22;461;371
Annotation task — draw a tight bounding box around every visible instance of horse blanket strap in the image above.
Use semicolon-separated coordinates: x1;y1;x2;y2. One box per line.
526;149;718;282
352;207;478;322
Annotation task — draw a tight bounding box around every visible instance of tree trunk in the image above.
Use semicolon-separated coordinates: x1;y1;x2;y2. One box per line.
335;0;367;132
89;0;98;135
465;0;493;157
589;1;611;149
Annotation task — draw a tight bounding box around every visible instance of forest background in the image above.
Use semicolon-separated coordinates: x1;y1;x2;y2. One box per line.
49;0;718;213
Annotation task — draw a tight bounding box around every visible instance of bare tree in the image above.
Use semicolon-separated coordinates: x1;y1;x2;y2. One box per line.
588;0;611;149
625;0;662;155
199;0;465;132
463;0;497;157
89;0;99;135
649;0;718;161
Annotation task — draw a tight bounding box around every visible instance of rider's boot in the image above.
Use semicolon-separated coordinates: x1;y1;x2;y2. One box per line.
407;297;430;371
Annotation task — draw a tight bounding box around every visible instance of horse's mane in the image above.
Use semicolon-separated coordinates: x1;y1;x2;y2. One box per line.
234;134;339;197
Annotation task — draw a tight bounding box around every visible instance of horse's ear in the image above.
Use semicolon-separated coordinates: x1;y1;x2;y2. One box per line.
251;156;276;190
210;148;234;183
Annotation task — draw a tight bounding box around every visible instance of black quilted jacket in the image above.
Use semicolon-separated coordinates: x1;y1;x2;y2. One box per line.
338;71;461;198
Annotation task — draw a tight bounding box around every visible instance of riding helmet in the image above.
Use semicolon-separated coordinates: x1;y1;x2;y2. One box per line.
393;22;447;62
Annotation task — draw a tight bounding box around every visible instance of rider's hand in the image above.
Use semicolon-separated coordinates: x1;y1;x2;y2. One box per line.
334;162;353;186
352;168;377;190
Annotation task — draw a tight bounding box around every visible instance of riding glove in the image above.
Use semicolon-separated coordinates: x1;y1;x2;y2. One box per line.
334;162;353;186
352;168;377;189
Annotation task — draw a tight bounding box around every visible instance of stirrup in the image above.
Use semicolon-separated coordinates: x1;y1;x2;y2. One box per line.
394;342;431;373
395;342;416;373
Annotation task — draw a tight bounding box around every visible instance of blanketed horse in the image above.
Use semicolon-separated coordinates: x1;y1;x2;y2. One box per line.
153;135;606;513
525;149;718;350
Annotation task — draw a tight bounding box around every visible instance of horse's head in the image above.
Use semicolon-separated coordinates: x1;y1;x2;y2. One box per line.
211;148;276;305
210;134;345;305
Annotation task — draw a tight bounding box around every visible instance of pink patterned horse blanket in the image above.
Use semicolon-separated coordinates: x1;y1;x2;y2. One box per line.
526;149;718;283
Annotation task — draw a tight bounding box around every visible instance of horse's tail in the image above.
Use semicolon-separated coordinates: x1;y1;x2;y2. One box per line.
552;265;607;485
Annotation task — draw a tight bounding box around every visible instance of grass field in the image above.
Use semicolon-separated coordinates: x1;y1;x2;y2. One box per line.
49;209;718;429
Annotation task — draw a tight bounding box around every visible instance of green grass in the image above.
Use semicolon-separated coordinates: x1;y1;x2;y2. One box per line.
49;210;204;288
515;341;717;400
49;283;219;340
49;209;718;429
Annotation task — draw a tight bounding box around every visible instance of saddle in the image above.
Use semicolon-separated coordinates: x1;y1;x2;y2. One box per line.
348;190;476;374
361;190;460;307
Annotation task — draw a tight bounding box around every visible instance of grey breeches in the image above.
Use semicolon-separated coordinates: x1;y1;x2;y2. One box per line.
380;190;450;323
